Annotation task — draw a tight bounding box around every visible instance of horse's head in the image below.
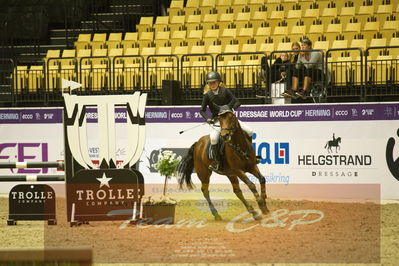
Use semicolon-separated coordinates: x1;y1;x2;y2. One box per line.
217;105;237;143
337;137;341;143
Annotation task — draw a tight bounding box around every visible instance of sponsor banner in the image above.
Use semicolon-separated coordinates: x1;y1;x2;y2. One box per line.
1;102;399;124
1;104;399;199
0;108;63;124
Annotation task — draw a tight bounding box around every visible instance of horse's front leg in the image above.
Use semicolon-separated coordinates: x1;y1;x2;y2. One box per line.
249;166;269;214
227;175;260;220
197;167;222;221
236;170;266;219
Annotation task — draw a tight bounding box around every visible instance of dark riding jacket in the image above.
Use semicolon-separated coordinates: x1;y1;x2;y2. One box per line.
200;87;240;120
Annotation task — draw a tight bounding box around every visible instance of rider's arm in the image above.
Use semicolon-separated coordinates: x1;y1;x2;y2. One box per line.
226;88;241;110
199;94;211;121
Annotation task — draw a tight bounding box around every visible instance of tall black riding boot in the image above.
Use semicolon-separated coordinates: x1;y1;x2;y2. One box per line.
209;144;221;171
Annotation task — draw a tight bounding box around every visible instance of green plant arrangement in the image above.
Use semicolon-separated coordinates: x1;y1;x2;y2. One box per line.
152;150;182;195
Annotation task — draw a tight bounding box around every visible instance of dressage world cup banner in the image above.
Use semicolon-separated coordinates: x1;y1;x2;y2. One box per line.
0;103;399;200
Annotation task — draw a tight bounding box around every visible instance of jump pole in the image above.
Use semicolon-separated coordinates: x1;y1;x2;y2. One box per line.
0;175;65;182
0;161;64;170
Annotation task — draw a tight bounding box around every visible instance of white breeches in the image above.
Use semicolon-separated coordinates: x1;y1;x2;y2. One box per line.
210;120;253;145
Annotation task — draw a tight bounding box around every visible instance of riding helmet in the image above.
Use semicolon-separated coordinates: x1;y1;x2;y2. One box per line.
206;71;222;83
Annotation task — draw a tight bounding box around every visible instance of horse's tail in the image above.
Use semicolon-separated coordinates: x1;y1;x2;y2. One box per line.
324;142;328;149
176;142;196;190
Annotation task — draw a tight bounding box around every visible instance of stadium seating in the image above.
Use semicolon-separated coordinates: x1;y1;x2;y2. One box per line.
8;0;399;100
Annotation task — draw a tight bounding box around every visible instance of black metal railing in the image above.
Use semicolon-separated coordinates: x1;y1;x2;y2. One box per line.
326;47;364;100
2;47;399;106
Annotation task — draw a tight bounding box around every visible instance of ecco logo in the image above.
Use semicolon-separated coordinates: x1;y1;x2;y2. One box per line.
335;110;348;116
171;113;183;118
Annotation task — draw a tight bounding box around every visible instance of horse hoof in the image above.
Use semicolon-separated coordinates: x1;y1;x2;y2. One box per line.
261;207;270;215
250;210;262;221
214;214;222;221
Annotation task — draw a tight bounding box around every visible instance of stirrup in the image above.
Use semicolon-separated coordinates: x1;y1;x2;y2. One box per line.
209;162;220;171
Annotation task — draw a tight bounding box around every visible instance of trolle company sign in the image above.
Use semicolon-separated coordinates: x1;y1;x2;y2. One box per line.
66;169;141;222
8;184;56;225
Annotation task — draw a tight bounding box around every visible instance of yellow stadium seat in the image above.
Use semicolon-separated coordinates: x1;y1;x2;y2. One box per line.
59;49;76;69
74;34;91;51
156;46;172;55
343;22;361;34
340;6;356;17
277;42;291;51
121;32;138;52
185;14;201;30
201;13;218;30
389;37;399;47
287;9;302;20
350;39;367;50
136;16;154;33
273;25;289;36
221;28;237;39
290;25;306;39
303;8;319;19
314;40;330;51
141;47;156;56
155;31;170;41
167;0;184;16
206;44;222;55
331;39;348;49
218;13;235;28
383;20;399;31
258;42;275;53
106;33;123;51
14;66;28;92
217;0;232;7
308;24;325;40
138;32;154;48
91;33;107;50
171;29;187;45
240;43;257;53
321;7;337;18
28;65;44;92
236;12;251;22
363;21;380;32
357;5;374;16
370;38;387;47
376;4;393;14
190;45;206;54
224;44;239;54
269;10;285;21
326;23;342;39
184;0;200;15
45;50;60;69
77;49;91;68
169;15;186;31
187;29;203;39
237;27;254;45
173;46;189;57
153;16;169;32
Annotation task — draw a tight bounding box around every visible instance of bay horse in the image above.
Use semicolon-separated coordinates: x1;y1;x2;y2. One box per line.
177;106;269;221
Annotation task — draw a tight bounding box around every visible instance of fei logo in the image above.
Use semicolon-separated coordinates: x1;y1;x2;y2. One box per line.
386;128;399;182
0;143;49;174
252;133;290;165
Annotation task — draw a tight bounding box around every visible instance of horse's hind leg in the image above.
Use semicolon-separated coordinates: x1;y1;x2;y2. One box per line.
197;168;222;221
227;175;261;220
